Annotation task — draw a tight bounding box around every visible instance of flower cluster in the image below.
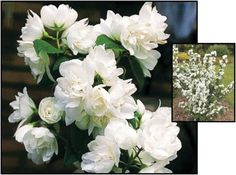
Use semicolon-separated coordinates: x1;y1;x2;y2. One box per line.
9;3;181;173
173;46;234;120
79;104;181;173
97;2;169;77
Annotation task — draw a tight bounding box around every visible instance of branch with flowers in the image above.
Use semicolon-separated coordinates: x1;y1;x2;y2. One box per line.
173;46;234;121
9;3;182;173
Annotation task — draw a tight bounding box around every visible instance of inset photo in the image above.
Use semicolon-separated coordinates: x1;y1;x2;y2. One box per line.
173;44;235;122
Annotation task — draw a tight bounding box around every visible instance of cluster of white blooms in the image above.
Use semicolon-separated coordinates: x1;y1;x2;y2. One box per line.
173;46;234;120
54;45;137;135
9;89;61;164
97;2;169;77
9;3;181;173
17;2;169;83
79;101;181;173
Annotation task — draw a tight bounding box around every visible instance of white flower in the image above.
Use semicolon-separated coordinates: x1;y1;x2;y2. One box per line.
104;118;137;150
84;85;111;117
17;11;45;83
19;10;45;42
139;162;172;173
16;126;58;165
14;124;33;143
63;18;97;55
109;79;137;120
38;97;63;124
81;136;120;173
8;87;36;123
137;149;177;167
120;18;161;58
120;2;169;77
211;51;217;57
18;41;46;83
138;2;169;44
84;45;123;86
40;4;78;30
138;107;182;161
98;10;128;41
23;52;46;83
222;55;227;60
54;59;95;125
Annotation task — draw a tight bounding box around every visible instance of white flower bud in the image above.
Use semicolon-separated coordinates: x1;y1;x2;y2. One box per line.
39;97;63;124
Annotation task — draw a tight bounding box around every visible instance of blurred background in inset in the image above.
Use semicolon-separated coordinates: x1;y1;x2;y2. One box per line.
1;1;197;173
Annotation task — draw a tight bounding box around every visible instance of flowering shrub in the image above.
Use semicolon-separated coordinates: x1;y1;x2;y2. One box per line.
8;3;182;173
173;46;234;121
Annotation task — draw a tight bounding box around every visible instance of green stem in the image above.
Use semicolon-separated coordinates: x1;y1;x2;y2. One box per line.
32;107;38;115
56;31;60;49
122;147;143;173
134;146;144;165
44;31;57;40
131;148;142;163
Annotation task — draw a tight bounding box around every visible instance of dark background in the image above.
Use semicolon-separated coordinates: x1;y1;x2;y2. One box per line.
1;1;197;173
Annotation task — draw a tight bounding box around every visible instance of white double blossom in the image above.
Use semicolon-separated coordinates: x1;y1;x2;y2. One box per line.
8;87;36;123
173;47;234;120
15;125;58;165
138;107;181;161
38;97;63;124
120;2;169;77
84;85;111;118
81;135;120;173
63;19;98;55
80;118;136;173
98;2;169;77
17;11;46;83
98;10;127;41
109;78;137;120
40;4;78;30
84;45;123;86
104;118;137;150
54;59;95;125
131;100;181;173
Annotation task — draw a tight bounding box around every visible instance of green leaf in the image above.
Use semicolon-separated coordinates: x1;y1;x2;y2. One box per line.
128;112;142;129
134;111;142;120
96;34;125;57
53;57;69;71
128;117;139;129
128;57;145;90
33;39;63;55
38;50;55;83
39;50;50;65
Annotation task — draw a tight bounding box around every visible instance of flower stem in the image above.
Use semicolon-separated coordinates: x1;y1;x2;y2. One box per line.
44;31;57;40
56;31;60;49
122;147;143;173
